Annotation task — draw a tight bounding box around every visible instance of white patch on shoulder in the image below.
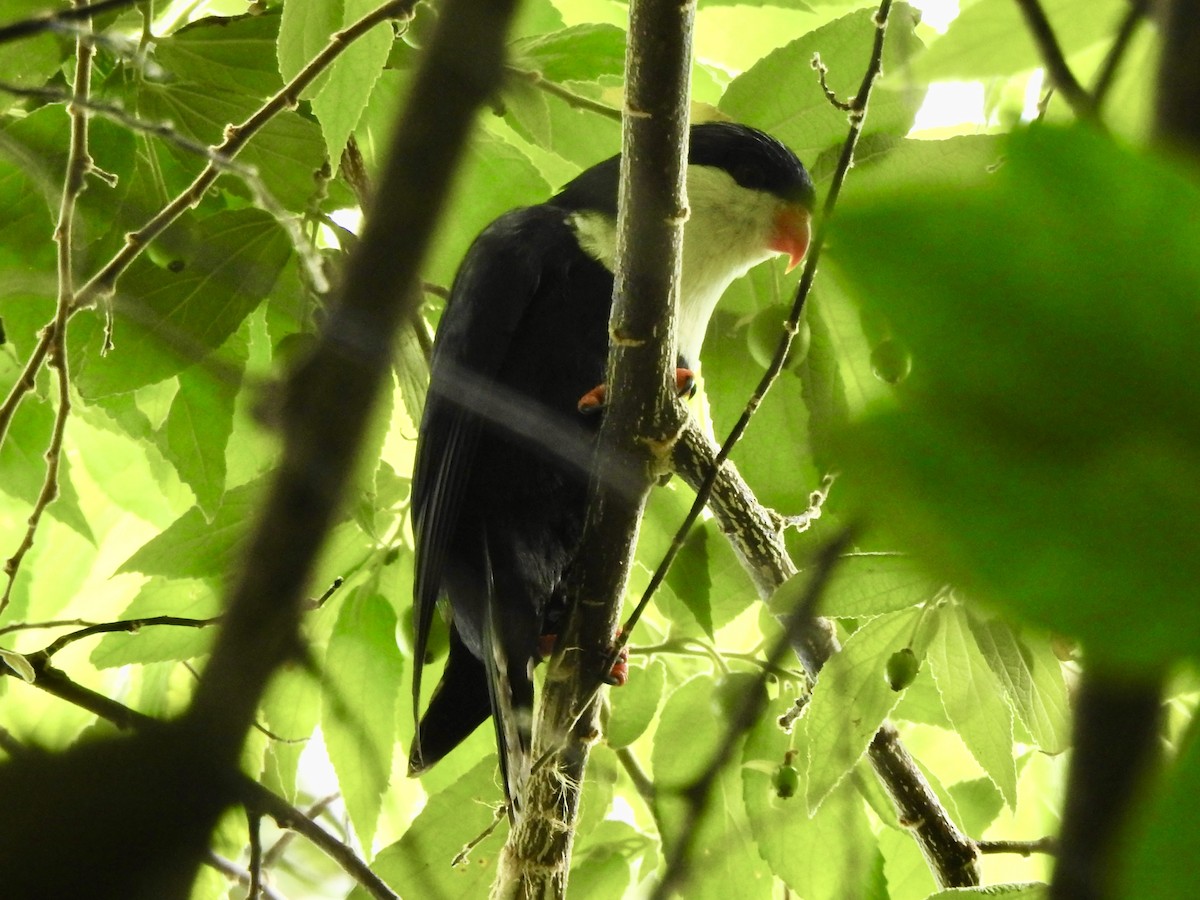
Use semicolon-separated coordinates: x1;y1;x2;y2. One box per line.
566;165;783;363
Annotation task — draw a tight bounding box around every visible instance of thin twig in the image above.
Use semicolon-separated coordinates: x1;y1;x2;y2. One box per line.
73;0;413;314
8;662;397;900
206;853;288;900
811;53;854;111
613;744;656;807
262;793;340;868
1090;0;1150;112
978;837;1058;857
246;811;264;899
0;618;96;637
650;526;857;899
451;802;508;867
1011;0;1097;120
33;614;222;659
0;0;139;44
506;66;623;120
1;3;94;614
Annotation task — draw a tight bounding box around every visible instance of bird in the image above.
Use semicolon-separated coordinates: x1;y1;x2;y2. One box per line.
408;122;815;813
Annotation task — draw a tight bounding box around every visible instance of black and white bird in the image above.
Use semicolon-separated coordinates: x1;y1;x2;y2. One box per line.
408;122;814;809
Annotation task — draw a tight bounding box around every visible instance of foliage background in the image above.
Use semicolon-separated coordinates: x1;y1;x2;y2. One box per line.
0;0;1193;897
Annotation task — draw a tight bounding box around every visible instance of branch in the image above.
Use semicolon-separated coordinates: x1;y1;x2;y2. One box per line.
673;422;981;888
1011;0;1098;120
494;0;695;895
12;662;397;900
1;1;95;614
506;65;623;121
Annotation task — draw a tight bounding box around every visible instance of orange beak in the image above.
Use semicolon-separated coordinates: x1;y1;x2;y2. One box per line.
769;203;812;273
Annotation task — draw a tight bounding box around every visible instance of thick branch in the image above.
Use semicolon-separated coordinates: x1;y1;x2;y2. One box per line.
494;1;695;896
673;422;981;888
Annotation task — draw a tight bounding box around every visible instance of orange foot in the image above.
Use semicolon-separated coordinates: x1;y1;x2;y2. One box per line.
536;632;629;686
577;368;696;414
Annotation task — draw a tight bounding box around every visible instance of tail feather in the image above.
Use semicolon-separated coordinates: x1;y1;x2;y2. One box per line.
408;628;492;776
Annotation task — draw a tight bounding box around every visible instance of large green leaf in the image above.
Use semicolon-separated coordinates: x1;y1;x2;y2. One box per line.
310;0;394;161
323;587;404;852
71;209;290;399
354;757;506;900
816;552;940;618
927;603;1018;806
119;476;266;582
744;692;877;899
966;616;1069;755
802;607;921;811
720;4;925;165
652;675;773;900
829;126;1200;670
90;578;220;668
160;326;248;519
510;23;626;82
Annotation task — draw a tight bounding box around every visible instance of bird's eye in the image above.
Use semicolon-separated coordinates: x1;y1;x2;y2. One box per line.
732;162;765;188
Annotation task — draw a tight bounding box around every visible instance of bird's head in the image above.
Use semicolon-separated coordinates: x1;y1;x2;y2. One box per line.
554;121;814;361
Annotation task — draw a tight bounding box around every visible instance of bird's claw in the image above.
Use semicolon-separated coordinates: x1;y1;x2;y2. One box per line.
577;368;695;415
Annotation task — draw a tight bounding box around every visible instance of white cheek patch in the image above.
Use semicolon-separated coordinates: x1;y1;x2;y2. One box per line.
566;167;782;363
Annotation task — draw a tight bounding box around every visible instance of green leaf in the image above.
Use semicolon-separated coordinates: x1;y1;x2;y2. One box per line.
0;1;64;116
966;616;1069;755
744;693;877;899
654;674;772;899
71;209;290;399
161;327;248;519
0;384;94;543
947;776;1005;840
159;10;286;98
665;523;714;637
90;578;221;668
261;665;321;802
138;82;325;213
570;820;649;900
278;0;340;97
510;23;626;82
119;476;266;582
355;757;505;900
817;553;940;618
322;588;404;852
803;608;920;812
720;4;925;164
830;126;1200;670
311;0;394;161
916;0;1126;80
0;648;35;683
606;658;665;749
927;604;1017;806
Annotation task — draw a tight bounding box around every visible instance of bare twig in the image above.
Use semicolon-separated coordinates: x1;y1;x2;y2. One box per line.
979;837;1058;856
1;3;94;614
33;614;221;659
1090;0;1150;112
206;853;287;900
811;53;854;111
1011;0;1097;120
0;0;139;44
262;793;340;868
506;66;623;120
246;811;264;899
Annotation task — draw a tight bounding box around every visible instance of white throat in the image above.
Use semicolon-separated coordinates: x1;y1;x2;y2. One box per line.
568;164;779;364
